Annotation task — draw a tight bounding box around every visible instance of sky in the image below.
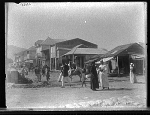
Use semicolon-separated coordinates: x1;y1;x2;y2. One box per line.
6;2;146;51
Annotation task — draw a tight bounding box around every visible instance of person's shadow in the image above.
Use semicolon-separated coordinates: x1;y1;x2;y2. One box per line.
94;87;134;91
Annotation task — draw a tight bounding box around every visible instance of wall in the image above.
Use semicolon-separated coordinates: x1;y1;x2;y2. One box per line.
29;50;36;59
36;46;42;57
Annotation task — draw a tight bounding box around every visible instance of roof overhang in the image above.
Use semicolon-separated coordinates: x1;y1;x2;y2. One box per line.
95;57;114;64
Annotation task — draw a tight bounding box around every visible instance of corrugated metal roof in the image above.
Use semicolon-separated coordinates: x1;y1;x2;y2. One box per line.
57;47;72;50
40;37;65;45
101;43;144;58
64;47;107;55
85;42;144;64
67;44;89;54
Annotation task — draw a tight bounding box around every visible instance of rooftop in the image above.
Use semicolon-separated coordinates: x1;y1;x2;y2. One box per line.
40;37;65;45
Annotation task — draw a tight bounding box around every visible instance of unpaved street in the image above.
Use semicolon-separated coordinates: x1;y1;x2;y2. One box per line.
6;72;146;110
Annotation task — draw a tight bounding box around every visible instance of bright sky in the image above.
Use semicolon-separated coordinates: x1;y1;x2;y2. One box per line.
7;2;146;50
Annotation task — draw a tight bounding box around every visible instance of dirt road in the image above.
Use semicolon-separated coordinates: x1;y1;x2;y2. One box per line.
6;72;146;110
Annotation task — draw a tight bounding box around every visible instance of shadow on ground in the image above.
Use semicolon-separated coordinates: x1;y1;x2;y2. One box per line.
11;81;85;88
95;87;134;91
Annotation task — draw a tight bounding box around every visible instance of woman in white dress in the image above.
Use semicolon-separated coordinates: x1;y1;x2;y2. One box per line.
130;63;137;83
98;60;109;89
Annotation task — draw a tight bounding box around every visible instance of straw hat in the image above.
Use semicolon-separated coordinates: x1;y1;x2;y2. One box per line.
130;63;134;66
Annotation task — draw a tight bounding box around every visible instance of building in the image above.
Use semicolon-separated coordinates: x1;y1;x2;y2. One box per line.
87;42;145;76
34;37;66;69
62;44;107;68
40;37;98;70
14;46;36;69
34;40;44;67
25;46;36;69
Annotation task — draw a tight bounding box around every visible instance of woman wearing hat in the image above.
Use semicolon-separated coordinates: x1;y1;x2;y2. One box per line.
130;63;137;83
98;60;109;89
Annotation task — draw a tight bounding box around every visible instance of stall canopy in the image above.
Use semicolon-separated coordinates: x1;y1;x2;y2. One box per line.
131;54;145;60
95;57;114;64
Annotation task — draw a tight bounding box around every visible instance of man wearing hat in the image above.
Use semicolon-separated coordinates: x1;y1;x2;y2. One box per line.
90;61;99;91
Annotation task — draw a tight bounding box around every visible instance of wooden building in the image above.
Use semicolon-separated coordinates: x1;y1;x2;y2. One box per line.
62;44;107;69
14;46;36;68
87;42;145;76
40;37;98;70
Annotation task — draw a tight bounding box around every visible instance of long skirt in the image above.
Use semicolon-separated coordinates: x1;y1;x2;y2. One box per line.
99;72;109;88
90;75;99;90
130;71;137;83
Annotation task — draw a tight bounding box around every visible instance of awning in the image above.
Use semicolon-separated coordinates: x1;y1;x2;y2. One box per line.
131;54;145;59
95;57;114;64
25;60;33;63
85;58;99;64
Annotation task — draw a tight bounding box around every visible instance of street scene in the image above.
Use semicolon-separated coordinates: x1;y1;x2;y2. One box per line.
6;72;146;110
5;2;146;110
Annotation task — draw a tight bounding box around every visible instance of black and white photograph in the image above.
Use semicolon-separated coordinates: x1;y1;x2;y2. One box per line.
5;2;147;110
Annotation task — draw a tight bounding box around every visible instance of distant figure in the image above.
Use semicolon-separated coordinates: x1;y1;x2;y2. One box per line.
98;60;109;89
61;62;71;88
35;65;41;82
57;64;63;82
45;65;50;82
130;63;137;83
90;61;99;91
72;62;77;71
81;65;87;87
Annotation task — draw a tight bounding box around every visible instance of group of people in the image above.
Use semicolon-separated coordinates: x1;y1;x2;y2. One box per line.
34;64;50;82
58;62;72;88
84;60;109;91
34;59;137;89
57;59;110;90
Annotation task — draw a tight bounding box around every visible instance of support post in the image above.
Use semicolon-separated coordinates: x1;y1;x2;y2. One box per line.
55;45;57;70
129;54;130;75
49;45;51;71
80;56;82;68
73;54;74;63
117;56;120;77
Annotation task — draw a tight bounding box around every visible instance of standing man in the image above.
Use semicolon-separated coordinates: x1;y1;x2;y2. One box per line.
57;64;63;82
90;61;99;91
45;64;50;82
61;62;71;88
35;65;41;82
